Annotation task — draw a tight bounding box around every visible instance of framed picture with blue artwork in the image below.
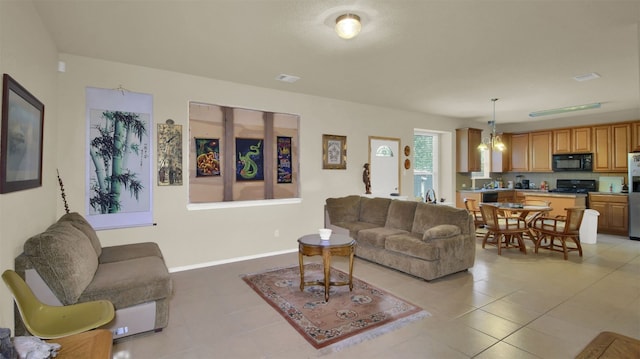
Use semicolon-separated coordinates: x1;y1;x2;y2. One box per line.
1;74;45;193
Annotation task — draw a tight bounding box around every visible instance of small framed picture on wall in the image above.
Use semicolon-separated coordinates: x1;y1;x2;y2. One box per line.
322;134;347;170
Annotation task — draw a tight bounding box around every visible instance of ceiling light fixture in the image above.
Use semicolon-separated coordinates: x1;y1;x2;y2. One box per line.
335;14;361;39
478;98;505;152
529;102;601;117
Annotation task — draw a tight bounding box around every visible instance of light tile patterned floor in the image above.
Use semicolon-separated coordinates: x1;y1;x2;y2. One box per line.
112;234;640;358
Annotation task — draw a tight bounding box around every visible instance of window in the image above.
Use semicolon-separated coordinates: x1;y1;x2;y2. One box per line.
413;131;439;201
471;150;491;179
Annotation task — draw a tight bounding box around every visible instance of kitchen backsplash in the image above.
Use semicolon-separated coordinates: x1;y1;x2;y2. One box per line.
457;172;630;192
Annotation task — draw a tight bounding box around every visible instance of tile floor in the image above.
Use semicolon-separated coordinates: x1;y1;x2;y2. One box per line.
112;234;640;358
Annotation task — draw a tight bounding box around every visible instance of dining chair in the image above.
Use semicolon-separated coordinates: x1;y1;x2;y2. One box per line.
531;207;586;260
2;270;115;339
480;204;529;255
464;198;485;238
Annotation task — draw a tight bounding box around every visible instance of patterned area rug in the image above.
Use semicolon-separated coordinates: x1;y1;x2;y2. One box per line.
242;263;429;351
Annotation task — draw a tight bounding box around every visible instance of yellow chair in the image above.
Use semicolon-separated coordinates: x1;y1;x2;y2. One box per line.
2;270;115;339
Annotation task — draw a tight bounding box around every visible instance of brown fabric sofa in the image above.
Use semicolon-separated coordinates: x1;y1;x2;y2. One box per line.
325;196;475;281
14;212;172;339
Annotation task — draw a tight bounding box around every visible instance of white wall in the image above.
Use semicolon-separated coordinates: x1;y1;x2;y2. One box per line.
0;2;469;331
55;54;465;271
0;0;59;332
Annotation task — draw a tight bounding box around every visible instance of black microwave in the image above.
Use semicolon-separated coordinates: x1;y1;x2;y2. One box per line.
552;153;593;172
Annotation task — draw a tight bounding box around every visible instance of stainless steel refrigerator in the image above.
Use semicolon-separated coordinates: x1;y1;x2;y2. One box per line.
629;153;640;240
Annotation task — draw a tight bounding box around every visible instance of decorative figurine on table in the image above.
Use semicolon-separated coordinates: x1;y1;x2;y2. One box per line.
363;163;372;194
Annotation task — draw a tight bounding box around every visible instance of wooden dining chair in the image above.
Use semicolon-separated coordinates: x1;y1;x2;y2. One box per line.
480;204;529;255
531;207;586;260
464;198;485;238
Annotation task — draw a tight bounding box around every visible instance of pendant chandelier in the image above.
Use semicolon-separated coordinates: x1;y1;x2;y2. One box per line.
478;98;506;152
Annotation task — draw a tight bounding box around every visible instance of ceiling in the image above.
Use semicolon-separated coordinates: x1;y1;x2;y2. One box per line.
32;0;640;125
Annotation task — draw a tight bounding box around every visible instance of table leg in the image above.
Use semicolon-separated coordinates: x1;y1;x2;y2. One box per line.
322;248;331;302
298;248;304;292
348;247;354;291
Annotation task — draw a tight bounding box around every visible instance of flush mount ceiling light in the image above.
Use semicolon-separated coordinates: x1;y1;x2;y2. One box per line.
335;14;361;39
478;98;506;152
529;102;601;117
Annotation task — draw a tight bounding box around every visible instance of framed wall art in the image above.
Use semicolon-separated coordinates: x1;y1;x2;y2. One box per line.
0;74;45;194
158;120;183;185
322;134;347;169
236;138;264;181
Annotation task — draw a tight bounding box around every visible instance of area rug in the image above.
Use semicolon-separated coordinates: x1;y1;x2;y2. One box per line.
241;263;429;351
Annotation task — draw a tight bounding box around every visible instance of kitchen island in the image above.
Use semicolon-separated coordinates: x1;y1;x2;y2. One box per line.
456;189;587;217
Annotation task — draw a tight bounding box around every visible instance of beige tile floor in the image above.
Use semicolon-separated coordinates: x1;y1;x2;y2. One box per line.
112;234;640;358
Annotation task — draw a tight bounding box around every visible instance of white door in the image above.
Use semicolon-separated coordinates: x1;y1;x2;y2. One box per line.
369;137;400;197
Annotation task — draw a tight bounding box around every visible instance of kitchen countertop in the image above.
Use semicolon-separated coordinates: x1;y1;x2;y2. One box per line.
457;189;589;197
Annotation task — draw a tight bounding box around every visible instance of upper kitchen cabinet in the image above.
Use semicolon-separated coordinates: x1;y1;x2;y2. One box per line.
510;133;529;172
633;121;640;152
529;131;553;172
572;127;592;153
456;128;482;172
491;133;511;173
553;127;591;154
593;123;631;172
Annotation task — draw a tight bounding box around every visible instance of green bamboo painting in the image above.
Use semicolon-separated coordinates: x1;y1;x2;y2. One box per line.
89;110;147;214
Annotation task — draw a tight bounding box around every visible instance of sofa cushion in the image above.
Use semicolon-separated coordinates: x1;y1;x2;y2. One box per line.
57;212;102;257
423;224;462;241
412;203;472;235
99;242;164;264
359;197;391;226
385;200;417;231
23;221;98;304
385;233;440;261
333;221;379;239
79;256;172;308
358;227;410;248
326;195;362;223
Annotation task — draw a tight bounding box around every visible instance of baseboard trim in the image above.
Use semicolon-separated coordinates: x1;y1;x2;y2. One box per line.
168;248;298;273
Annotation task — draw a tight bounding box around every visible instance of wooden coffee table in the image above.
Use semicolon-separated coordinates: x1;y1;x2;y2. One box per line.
297;233;355;301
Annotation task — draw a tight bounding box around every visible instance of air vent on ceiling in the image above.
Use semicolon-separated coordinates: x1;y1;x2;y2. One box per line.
573;72;600;82
276;74;301;83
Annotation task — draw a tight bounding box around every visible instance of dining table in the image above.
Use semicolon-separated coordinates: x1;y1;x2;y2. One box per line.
482;202;552;243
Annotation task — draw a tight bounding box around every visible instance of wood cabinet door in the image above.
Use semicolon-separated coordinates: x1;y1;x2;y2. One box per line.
608;203;628;234
510;133;529;172
592;126;611;172
530;131;552;172
633;121;640;152
491;133;510;172
456;128;482;172
572;127;592;153
589;201;609;231
553;129;571;154
611;123;630;172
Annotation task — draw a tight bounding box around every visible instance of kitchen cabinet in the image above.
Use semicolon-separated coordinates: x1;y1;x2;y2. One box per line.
632;121;640;152
589;193;628;236
553;129;571;154
553;127;591;154
572;127;592;153
593;124;631;172
529;131;553;172
491;133;511;172
456;128;482;172
510;133;529;172
456;191;481;209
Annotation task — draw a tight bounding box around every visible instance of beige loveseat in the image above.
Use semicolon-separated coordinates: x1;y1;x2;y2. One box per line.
325;196;475;281
14;213;172;340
